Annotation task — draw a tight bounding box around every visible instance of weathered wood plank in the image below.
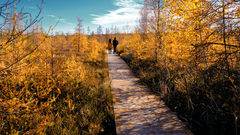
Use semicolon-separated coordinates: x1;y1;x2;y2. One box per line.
107;53;193;135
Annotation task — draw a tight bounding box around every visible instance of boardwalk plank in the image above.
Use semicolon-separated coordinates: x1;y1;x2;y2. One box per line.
107;53;193;135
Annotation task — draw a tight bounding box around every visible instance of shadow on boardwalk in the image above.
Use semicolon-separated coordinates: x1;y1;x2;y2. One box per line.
107;53;193;135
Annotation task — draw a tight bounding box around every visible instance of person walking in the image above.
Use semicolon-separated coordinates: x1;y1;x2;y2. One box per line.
113;37;119;54
107;39;113;54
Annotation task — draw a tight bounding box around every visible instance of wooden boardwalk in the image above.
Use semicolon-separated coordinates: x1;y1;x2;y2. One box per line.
107;53;193;135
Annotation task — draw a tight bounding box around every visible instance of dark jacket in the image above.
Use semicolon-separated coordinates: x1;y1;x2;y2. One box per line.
113;39;118;47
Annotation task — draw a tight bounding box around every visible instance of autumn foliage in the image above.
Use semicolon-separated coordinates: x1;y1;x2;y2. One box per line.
117;0;240;134
1;0;240;134
0;1;115;134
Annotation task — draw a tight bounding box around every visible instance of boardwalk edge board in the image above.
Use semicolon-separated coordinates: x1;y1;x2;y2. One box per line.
107;53;193;135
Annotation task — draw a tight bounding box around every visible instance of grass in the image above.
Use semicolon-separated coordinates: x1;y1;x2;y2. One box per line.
0;49;116;135
118;49;240;135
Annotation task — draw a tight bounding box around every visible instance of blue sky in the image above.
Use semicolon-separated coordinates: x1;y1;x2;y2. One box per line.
16;0;144;34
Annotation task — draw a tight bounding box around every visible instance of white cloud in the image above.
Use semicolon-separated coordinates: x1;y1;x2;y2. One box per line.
48;15;56;18
91;0;143;28
58;19;66;21
90;14;98;17
56;18;73;25
115;0;142;8
26;6;36;9
66;22;73;25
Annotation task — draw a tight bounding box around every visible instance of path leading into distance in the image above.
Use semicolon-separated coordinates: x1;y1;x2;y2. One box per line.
107;53;193;135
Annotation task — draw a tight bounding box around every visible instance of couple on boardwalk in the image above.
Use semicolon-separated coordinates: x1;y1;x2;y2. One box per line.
108;37;119;54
